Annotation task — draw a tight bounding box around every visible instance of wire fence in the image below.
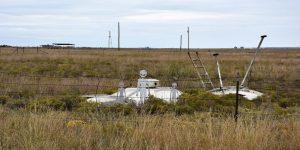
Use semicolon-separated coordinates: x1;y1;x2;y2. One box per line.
0;70;298;97
0;70;298;84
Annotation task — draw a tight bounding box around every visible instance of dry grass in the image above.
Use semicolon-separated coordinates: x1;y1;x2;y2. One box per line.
0;107;299;150
0;48;299;149
0;47;299;96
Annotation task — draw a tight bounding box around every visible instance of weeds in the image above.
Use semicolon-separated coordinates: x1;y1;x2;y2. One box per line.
0;107;299;150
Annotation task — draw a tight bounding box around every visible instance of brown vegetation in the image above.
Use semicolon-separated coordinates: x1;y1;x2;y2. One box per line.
0;107;299;150
0;47;299;149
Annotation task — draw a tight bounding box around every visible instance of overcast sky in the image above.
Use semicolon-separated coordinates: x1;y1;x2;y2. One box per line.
0;0;299;48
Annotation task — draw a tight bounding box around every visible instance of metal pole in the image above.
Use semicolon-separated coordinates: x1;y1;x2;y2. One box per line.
108;30;111;48
180;34;182;51
187;27;190;51
213;53;223;91
235;73;240;123
241;35;267;87
118;22;120;51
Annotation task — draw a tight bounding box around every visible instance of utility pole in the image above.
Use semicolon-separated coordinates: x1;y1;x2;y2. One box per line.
187;27;190;51
108;30;112;48
180;34;182;51
118;22;120;51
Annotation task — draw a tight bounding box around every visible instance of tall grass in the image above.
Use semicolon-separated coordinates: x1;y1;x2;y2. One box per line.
0;48;298;96
0;107;299;150
0;48;299;149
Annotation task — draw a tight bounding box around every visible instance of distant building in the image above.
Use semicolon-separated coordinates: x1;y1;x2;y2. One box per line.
41;44;53;48
41;43;75;49
52;43;75;48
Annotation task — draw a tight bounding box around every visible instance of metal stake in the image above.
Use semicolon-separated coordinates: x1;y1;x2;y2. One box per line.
235;73;240;123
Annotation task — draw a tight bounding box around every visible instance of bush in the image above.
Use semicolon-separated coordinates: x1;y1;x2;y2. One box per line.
175;105;194;115
76;101;100;113
278;99;295;108
269;90;281;102
59;95;85;111
213;104;234;113
177;90;218;112
177;90;258;114
101;103;135;116
274;104;293;115
142;96;172;114
28;97;65;111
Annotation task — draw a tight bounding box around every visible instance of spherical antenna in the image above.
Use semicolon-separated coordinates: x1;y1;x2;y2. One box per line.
118;81;125;88
139;70;147;78
172;83;177;88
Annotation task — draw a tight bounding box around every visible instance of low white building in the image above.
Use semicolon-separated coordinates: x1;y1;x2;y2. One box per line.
83;70;182;105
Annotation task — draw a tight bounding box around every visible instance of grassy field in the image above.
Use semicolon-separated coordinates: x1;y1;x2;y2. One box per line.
0;107;299;150
0;47;298;93
0;47;299;149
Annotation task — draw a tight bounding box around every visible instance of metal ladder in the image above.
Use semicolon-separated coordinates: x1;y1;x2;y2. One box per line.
188;51;214;89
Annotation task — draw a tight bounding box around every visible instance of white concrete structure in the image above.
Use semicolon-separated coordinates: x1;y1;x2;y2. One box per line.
210;86;263;100
84;70;182;105
207;35;267;100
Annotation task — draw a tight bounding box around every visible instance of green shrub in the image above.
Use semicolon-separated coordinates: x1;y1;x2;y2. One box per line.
269;90;281;102
274;104;292;115
28;97;65;111
278;99;295;108
177;90;258;114
142;96;172;114
177;90;218;112
101;103;135;116
213;104;234;113
76;101;99;113
175;105;194;115
215;94;235;106
59;95;85;111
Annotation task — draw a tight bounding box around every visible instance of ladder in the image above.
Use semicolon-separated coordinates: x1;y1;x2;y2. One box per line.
188;51;214;89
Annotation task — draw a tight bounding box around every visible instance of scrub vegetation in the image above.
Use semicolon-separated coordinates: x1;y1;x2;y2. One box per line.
0;47;299;149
